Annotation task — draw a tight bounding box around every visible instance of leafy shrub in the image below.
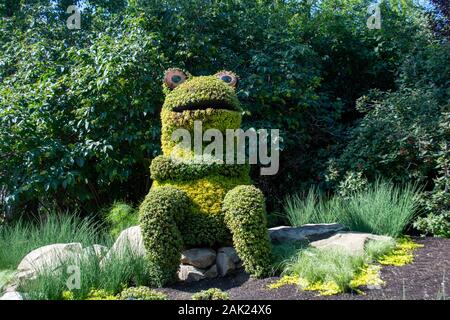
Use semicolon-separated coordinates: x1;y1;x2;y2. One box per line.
336;171;368;199
285;181;421;237
414;114;450;237
0;0;429;217
192;288;230;301
139;186;190;286
119;286;167;300
330;42;450;232
414;213;450;238
104;202;138;239
223;185;272;278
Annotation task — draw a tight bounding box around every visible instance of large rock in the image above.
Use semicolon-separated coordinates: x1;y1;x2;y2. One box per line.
16;243;83;281
178;265;206;282
218;247;240;264
104;226;145;261
216;251;235;276
204;264;218;278
83;244;108;260
181;248;216;268
310;232;393;255
269;223;346;244
0;291;23;300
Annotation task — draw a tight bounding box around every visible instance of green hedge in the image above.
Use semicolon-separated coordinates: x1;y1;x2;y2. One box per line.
139;186;190;285
223;185;272;278
150;155;250;181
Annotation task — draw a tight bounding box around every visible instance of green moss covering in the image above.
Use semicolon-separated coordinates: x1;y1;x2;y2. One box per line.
223;185;272;278
150;155;250;181
139;71;272;285
162;75;241;112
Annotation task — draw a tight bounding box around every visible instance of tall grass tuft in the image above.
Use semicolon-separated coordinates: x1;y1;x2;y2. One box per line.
19;245;158;300
282;239;396;293
284;181;421;237
284;187;338;226
0;214;108;270
283;248;366;292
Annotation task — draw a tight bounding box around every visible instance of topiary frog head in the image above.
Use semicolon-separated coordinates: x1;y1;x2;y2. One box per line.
162;69;241;113
160;69;243;158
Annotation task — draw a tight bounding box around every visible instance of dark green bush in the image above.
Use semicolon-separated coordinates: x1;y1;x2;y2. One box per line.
223;185;272;278
139;186;190;285
0;0;429;217
150;155;249;182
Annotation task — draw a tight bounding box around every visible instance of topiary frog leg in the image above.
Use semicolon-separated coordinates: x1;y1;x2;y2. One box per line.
139;186;190;286
223;185;273;278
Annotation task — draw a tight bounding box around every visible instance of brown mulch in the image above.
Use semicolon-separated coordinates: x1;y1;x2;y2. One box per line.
157;237;450;300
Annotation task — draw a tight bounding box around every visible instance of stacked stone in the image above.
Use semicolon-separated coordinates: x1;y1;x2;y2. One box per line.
178;247;242;282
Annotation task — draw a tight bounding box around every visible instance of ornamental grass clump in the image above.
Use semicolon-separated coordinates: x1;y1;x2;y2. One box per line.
284;181;421;237
0;214;106;270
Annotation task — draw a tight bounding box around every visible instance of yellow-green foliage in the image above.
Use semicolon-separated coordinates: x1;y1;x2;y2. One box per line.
85;289;118;300
223;185;272;278
378;237;423;266
161;108;242;158
267;275;299;289
269;265;383;296
268;276;341;296
192;288;230;300
154;175;251;246
118;286;167;300
150;155;250;182
349;265;384;290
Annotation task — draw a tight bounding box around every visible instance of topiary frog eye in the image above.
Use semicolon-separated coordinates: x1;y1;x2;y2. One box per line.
215;71;238;88
164;68;188;89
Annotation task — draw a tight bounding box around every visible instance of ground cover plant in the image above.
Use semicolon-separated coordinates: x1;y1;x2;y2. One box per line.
269;237;422;296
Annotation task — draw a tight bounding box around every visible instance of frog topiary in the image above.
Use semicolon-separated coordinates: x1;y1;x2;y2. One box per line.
139;69;272;285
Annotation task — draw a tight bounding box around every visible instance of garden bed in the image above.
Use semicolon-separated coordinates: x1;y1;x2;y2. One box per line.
157;237;450;300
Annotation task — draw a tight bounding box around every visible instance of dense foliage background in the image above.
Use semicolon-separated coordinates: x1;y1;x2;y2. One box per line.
0;0;448;233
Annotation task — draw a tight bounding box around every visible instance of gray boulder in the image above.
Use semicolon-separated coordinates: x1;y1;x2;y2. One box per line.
218;247;240;264
178;265;206;282
310;232;393;255
0;291;23;300
204;264;218;278
180;248;216;268
269;223;346;244
16;243;83;281
216;251;235;276
103;226;145;262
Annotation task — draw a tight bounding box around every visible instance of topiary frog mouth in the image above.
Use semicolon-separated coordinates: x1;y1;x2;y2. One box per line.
172;99;239;112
